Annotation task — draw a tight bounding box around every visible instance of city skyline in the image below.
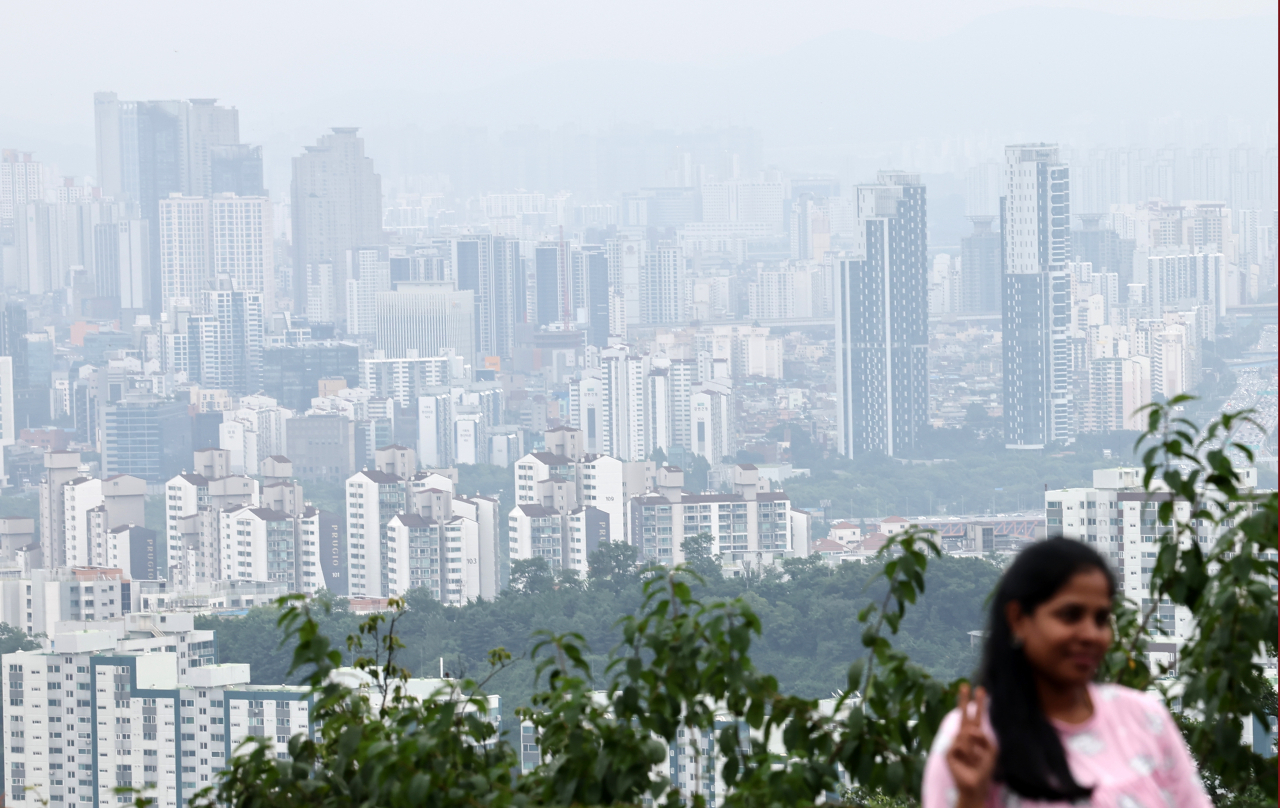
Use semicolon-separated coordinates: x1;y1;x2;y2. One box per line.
1;5;1274;198
0;5;1272;806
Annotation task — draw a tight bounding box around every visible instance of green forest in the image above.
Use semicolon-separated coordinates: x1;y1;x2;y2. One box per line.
196;552;1002;728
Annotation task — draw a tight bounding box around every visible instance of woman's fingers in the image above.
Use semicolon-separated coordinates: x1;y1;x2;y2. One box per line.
972;686;987;724
957;682;972;727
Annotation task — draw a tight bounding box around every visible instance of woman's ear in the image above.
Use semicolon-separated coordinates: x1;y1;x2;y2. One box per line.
1005;600;1026;643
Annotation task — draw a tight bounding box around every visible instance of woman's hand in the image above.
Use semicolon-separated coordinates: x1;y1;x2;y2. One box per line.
946;683;997;808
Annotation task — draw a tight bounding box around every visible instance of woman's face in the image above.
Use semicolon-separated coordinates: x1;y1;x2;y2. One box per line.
1007;568;1113;688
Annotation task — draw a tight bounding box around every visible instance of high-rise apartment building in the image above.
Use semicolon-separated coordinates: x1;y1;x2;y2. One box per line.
1001;144;1074;449
626;465;798;569
211;194;273;301
2;614;307;808
835;172;928;456
39;451;82;568
158;193;272;315
641;245;685;325
183;285;265;394
291;128;382;318
1047;466;1264;656
0;150;43;228
158;195;209;308
345;448;499;601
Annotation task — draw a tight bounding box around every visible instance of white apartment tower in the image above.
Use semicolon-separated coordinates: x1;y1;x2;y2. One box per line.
158;193;272;316
1001;144;1074;449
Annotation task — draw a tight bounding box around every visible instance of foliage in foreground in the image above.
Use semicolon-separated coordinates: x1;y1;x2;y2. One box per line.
169;400;1273;808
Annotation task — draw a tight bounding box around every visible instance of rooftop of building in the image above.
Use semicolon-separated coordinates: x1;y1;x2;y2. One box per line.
352;469;402;484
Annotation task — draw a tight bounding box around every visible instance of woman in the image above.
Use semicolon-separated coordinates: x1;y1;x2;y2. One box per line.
921;537;1211;808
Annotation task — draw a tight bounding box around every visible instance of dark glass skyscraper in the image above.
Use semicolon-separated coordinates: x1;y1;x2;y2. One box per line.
960;215;1002;313
586;247;610;348
836;172;928;456
211;144;265;196
95;93;244;317
1072;213;1135;289
535;244;561;326
452;235;523;362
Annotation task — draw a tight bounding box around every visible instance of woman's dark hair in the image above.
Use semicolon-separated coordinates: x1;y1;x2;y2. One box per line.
979;537;1116;802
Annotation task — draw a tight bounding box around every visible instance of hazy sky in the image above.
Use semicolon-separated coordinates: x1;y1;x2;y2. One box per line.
1;0;1275;182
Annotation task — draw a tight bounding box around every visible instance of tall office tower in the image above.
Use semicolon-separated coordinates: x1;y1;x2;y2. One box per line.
492;237;523;360
187;284;265;394
1001;144;1074;449
0;150;43;228
186;99;242;197
453;235;493;356
534;242;563;326
291;128;383;317
641;245;685;324
375;283;474;361
452;235;525;361
835;172;928;457
93;219;150;313
102;397;193;482
94;94;245;313
960;216;1002;314
211;144;265;196
584;246;610;348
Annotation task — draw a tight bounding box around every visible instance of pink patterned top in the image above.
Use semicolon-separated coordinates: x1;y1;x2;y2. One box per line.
922;683;1212;808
